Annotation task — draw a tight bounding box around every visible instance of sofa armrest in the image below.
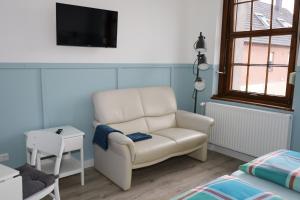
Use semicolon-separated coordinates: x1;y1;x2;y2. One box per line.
109;132;135;161
176;110;215;135
93;121;135;162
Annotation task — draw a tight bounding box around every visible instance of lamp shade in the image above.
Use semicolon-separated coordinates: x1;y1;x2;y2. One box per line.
194;77;206;91
197;53;210;70
195;32;207;53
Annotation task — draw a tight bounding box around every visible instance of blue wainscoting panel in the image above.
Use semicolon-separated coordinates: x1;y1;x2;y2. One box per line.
0;69;43;167
0;64;197;167
172;66;194;112
1;63;299;166
42;68;116;160
195;68;214;114
118;67;171;89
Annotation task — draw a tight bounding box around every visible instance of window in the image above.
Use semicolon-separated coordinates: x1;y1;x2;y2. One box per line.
216;0;300;109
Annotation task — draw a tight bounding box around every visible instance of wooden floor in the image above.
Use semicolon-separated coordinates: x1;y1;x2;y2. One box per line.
56;151;243;200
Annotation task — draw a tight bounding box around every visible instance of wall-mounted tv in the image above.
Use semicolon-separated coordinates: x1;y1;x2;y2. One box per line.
56;3;118;48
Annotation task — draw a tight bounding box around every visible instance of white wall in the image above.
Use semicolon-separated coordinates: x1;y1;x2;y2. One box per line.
0;0;222;64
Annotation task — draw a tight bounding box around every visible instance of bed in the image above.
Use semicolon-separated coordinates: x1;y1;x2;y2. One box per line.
172;149;300;200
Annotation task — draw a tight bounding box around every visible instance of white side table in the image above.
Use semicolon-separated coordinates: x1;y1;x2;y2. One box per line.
0;164;22;200
25;126;85;186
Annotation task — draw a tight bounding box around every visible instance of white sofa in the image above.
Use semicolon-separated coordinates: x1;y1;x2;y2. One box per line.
92;86;214;190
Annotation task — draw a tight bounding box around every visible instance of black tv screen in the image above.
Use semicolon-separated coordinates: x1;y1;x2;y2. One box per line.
56;3;118;48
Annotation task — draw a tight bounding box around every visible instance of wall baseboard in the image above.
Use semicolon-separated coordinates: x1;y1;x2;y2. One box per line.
208;143;255;162
84;159;94;168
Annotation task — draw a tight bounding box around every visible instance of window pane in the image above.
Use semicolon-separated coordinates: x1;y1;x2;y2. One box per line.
250;36;270;65
267;66;288;96
234;2;251;32
232;65;248;91
272;0;294;29
248;65;267;94
233;37;250;64
269;35;291;65
266;35;291;96
253;0;272;30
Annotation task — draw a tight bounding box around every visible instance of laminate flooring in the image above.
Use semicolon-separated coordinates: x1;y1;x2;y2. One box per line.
51;151;243;200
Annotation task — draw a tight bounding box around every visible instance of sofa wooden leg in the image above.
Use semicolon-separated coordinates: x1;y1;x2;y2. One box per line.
188;142;208;162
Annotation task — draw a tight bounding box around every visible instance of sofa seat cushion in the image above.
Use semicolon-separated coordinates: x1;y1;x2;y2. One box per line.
153;128;208;153
134;134;177;165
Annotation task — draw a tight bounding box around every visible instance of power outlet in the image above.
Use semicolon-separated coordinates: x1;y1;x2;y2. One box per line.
0;153;9;162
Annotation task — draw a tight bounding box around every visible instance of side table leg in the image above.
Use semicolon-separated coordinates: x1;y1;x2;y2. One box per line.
80;147;85;186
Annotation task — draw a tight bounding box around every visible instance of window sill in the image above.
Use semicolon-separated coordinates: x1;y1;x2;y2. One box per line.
211;95;294;112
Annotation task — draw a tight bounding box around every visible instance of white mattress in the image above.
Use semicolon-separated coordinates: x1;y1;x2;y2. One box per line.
232;170;300;200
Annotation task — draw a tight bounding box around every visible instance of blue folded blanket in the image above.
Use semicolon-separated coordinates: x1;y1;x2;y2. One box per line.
127;132;152;142
93;125;152;150
93;125;123;150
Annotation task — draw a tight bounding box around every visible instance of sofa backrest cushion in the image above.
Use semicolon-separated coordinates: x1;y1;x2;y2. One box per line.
93;88;145;124
139;87;177;117
93;86;178;132
146;113;177;132
109;118;149;135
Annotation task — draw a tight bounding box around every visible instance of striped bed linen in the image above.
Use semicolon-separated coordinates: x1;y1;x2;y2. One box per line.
240;149;300;193
171;175;282;200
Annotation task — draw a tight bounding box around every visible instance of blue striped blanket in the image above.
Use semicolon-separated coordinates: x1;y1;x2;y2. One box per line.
171;175;282;200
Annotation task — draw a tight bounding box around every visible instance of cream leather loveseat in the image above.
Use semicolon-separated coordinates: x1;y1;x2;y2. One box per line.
92;86;214;190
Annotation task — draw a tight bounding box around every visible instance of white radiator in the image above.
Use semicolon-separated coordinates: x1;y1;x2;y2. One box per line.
206;102;293;157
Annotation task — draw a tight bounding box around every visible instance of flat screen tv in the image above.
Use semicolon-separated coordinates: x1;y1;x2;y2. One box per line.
56;3;118;48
